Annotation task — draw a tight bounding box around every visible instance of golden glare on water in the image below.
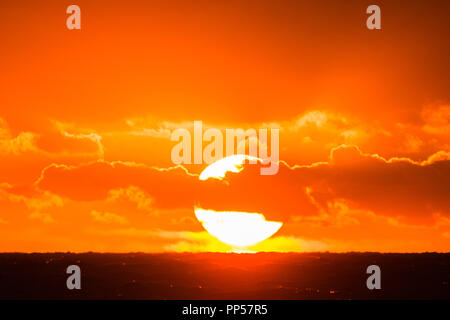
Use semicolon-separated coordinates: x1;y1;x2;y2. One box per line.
196;155;283;248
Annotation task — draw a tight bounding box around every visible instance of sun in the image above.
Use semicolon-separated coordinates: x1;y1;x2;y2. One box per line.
195;155;283;248
195;208;282;248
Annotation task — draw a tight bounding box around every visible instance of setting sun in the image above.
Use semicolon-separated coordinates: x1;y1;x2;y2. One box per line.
195;208;282;248
196;155;283;248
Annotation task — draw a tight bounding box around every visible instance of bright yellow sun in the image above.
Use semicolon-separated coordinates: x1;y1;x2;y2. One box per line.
195;155;283;248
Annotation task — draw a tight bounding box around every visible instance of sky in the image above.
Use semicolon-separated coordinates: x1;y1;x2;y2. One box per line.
0;0;449;252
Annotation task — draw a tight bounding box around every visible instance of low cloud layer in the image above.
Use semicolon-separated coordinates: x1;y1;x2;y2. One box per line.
36;145;450;226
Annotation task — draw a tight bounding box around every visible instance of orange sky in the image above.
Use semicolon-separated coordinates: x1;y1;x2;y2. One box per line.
0;0;449;252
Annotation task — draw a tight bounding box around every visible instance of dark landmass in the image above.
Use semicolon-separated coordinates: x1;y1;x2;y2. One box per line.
0;252;448;299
